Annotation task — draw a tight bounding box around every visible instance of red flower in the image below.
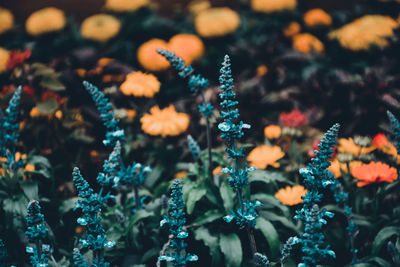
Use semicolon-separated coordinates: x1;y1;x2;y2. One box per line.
6;50;32;70
1;84;34;96
372;133;389;149
308;139;336;158
352;162;398;187
41;90;65;105
279;109;307;127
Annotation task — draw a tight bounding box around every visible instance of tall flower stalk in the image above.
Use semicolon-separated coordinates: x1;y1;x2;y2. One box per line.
218;55;263;266
158;180;198;266
72;143;121;266
157;49;214;180
25;200;51;267
294;123;340;266
0;86;22;158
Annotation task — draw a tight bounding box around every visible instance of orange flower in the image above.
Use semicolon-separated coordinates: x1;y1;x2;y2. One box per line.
0;7;14;35
104;0;150;12
137;39;170;72
30;107;41;117
195;7;240;38
328;15;399;51
97;57;115;67
24;164;35;172
247;145;285;169
81;14;121;42
0;47;9;73
213;166;223;175
256;65;268;76
292;33;324;54
126;109;137;119
283;22;301;38
251;0;297;13
372;133;390;149
120;71;161;98
141;105;190;137
303;9;332;27
25;7;66;36
352;162;398;187
188;0;211;15
275;185;307;206
169;34;205;65
174;170;188;179
264;125;281;139
338;138;375;156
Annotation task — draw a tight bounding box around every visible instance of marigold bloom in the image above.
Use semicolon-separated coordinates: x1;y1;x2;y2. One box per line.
195;7;240;38
188;0;211;14
328;15;399;51
264;125;281;139
55;110;63;120
81;14;121;42
275;185;307;206
126;109;137;119
137;39;170;71
352;162;398;187
283;21;301;38
256;65;268;76
169;34;205;65
174;170;188;179
30;107;41;117
0;47;9;73
251;0;297;13
213;166;223;175
303;8;332;27
292;33;324;54
25;164;35;172
279;109;307;127
247;145;285;169
141;105;190;137
372;133;390;149
120;71;161;98
338;138;375;156
25;7;66;36
104;0;149;12
0;7;14;35
328;158;348;178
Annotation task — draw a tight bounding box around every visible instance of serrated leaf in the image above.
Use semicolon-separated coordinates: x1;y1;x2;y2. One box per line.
372;226;400;255
255;217;280;258
219;233;242;267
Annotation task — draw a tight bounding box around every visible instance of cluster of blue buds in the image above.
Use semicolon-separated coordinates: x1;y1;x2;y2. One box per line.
0;239;8;265
159;180;198;266
0;86;22;158
254;252;270;267
97;141;121;188
25;200;51;267
83;81;125;147
280;236;300;264
187;135;201;161
157;49;213;117
218;55;260;229
294;123;340;267
387;110;400;152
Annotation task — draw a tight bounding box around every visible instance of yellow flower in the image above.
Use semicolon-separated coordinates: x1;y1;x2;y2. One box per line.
338;138;375;156
275;185;307;206
104;0;150;12
137;39;170;72
251;0;297;13
264;125;281;139
174;170;188;179
303;8;332;27
126;109;137;120
25;7;66;36
195;7;240;38
283;21;301;38
247;145;285;169
292;33;324;54
169;34;205;65
0;7;14;34
0;47;9;73
188;0;211;15
81;14;121;42
328;15;399;51
141;105;190;137
120;71;161;98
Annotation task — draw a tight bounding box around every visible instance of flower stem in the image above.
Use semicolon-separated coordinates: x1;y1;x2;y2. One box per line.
200;91;213;181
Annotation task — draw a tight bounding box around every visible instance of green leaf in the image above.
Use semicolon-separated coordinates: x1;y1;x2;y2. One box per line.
255;217;280;258
20;181;39;200
186;186;207;214
219;233;242;267
250;170;294;185
60;197;79;213
144;165;164;188
37;98;59;115
193;209;223;225
195;227;220;261
220;181;234;213
40;75;66;91
129;210;154;227
372;226;400;255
